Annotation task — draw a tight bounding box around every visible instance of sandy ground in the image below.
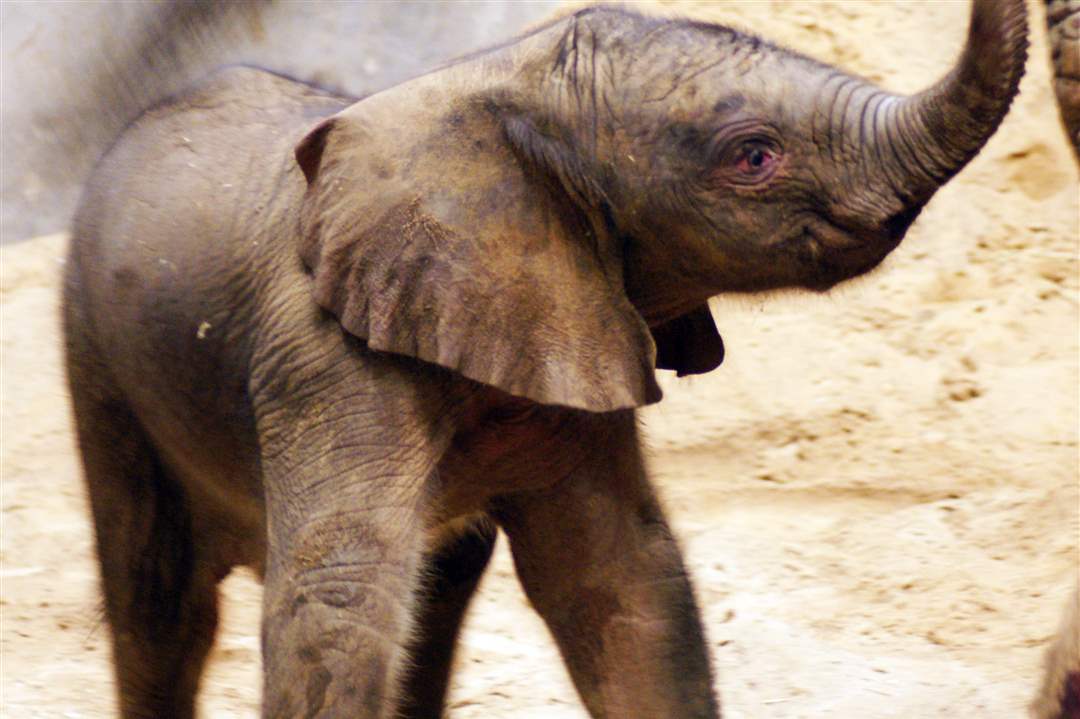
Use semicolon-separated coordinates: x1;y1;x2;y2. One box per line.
2;1;1077;717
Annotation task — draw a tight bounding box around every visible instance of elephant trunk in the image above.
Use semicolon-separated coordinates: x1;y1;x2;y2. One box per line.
889;0;1028;200
1047;0;1080;160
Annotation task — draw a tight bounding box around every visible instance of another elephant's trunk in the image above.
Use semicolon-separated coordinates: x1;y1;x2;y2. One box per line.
1047;0;1080;160
890;0;1028;199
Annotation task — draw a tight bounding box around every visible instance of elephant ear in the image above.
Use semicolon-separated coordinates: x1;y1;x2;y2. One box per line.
651;304;725;377
294;98;661;412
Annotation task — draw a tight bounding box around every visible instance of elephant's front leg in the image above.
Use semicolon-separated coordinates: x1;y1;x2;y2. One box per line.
398;517;498;718
491;410;720;719
254;356;462;718
261;500;425;718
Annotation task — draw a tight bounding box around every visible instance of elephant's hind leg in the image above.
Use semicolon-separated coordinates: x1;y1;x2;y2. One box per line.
67;363;222;718
398;517;498;718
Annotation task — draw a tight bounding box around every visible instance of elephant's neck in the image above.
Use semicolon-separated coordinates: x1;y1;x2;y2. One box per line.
619;234;715;328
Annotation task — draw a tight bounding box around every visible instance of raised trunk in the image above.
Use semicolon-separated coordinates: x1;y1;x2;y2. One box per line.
890;0;1028;199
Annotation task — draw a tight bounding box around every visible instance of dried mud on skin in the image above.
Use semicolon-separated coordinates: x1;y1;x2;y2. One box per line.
2;1;1076;717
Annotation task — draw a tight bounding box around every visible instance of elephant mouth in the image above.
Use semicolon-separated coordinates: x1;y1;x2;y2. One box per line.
794;217;901;292
803;218;862;251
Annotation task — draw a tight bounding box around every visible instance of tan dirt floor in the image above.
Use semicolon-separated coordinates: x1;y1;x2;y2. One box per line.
2;1;1077;717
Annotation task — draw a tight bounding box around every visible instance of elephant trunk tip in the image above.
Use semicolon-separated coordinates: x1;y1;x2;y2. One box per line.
964;0;1029;97
900;0;1029;189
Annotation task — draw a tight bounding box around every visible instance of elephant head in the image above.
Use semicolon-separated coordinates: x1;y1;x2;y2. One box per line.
295;0;1027;412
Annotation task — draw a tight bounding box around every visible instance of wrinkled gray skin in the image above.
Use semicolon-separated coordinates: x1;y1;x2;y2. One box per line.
64;2;1027;717
1030;6;1079;719
1046;0;1080;158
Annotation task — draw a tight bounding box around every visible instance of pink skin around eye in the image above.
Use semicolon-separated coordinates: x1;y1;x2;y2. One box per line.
734;147;777;175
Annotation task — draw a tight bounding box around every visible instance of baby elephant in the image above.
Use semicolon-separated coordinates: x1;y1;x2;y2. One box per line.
64;1;1027;717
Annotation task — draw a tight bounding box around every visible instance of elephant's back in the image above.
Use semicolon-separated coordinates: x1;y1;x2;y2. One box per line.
69;65;349;338
74;66;349;259
112;64;351;176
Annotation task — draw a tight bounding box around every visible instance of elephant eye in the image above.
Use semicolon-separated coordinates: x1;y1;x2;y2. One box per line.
705;129;783;190
732;141;780;179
